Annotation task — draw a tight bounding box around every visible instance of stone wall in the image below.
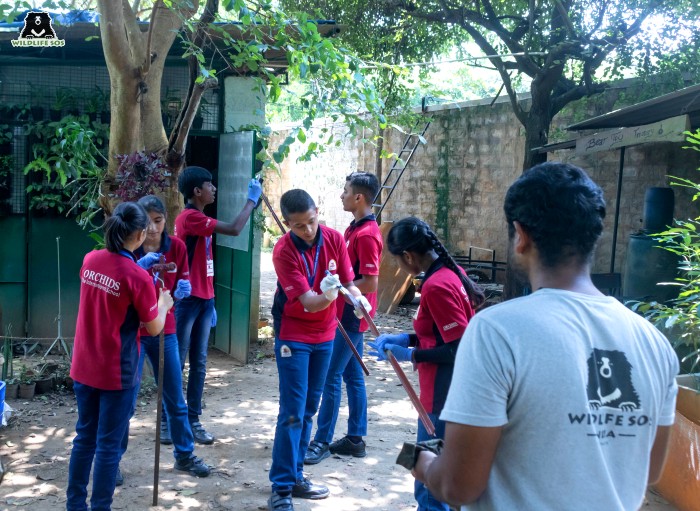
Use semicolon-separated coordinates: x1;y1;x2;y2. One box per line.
265;93;700;284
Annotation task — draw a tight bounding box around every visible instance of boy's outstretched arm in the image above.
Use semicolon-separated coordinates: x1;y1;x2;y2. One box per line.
213;179;261;236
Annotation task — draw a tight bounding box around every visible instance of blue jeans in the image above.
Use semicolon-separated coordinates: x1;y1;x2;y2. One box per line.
121;333;195;461
269;338;333;493
415;412;449;511
67;382;134;511
175;296;215;422
314;328;367;443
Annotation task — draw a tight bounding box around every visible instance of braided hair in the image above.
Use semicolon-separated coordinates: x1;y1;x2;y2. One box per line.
103;202;149;253
387;217;485;308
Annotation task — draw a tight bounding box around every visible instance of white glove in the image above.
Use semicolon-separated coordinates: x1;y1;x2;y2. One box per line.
320;273;341;300
354;295;372;319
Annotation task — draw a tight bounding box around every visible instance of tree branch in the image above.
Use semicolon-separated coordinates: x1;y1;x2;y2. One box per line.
122;0;145;61
97;0;133;70
141;0;162;78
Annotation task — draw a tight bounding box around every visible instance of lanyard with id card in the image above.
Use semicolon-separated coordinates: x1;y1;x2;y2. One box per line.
205;237;214;277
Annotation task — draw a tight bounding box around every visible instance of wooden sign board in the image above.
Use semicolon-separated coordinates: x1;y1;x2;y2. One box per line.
575;114;689;155
376;221;414;315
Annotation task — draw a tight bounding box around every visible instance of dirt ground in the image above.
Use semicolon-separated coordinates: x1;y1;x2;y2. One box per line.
0;252;677;510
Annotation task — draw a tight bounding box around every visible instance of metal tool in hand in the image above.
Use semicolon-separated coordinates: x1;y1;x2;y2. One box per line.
325;270;436;437
152;260;167;506
336;319;370;376
255;173;286;234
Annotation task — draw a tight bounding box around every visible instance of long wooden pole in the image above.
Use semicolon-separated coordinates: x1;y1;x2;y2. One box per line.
336;319;370;376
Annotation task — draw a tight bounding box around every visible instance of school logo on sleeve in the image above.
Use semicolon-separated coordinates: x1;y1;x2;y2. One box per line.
328;259;337;271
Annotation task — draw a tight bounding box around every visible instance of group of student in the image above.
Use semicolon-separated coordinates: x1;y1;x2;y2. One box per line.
66;161;680;511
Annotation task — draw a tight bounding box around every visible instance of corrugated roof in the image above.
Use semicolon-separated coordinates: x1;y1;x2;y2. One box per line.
567;83;700;131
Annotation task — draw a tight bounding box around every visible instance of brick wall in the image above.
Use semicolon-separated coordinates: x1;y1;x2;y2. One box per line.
265;93;700;283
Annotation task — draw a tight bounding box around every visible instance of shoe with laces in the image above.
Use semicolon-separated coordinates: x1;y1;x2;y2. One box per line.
329;436;366;457
160;420;173;445
190;421;215;445
174;455;211;477
115;466;124;486
303;440;330;465
291;477;329;499
268;492;294;510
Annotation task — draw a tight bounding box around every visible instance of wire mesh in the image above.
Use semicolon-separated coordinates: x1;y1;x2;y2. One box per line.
0;63;220;214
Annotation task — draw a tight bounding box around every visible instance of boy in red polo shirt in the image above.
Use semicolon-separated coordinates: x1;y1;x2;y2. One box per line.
174;166;262;444
268;189;368;511
305;172;382;464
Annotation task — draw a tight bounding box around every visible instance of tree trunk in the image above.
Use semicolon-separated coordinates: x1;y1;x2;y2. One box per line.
503;93;553;299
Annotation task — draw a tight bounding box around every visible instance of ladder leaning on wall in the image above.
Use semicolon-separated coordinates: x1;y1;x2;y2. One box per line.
372;120;431;222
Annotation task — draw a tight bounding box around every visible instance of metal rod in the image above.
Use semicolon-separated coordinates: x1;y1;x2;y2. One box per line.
152;327;165;506
386;350;436;437
261;192;286;234
611;147;625;273
336;319;370;376
326;271;435;435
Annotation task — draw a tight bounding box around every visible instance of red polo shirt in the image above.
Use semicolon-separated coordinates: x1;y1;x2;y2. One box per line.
174;205;218;299
336;214;383;332
137;234;189;337
272;225;354;343
413;262;475;414
71;249;158;391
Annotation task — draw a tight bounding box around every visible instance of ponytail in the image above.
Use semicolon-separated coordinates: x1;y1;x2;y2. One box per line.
388;216;485;308
424;229;485;308
104;202;149;253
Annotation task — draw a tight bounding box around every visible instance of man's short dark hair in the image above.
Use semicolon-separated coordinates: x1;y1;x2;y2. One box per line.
280;189;316;220
178;166;212;201
504;162;606;267
346;172;380;205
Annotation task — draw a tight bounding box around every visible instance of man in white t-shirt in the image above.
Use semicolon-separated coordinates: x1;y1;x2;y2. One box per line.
412;162;679;511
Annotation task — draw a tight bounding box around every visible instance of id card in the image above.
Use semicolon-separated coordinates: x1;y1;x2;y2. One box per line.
206;259;214;277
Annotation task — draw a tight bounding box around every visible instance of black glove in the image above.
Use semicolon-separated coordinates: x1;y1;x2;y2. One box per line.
395;438;444;471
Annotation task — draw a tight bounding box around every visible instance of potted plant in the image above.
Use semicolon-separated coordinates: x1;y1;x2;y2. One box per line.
17;365;36;399
85;86;107;123
630;129;700;511
4;377;18;400
51;87;75;121
0;154;13;201
29;83;46;121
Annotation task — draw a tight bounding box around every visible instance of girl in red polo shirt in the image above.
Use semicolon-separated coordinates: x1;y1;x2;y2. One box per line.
368;217;484;511
67;202;173;511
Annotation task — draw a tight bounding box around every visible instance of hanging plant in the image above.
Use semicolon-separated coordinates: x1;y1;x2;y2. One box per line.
113;151;170;202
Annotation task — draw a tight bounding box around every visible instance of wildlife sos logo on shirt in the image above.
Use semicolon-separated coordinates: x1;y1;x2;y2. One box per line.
568;348;650;444
12;11;65;47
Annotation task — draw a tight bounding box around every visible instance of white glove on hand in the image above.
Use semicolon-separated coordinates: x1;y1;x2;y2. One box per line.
320;273;341;300
354;295;372;319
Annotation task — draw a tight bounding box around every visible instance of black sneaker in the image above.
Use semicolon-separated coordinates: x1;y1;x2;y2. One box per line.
160;421;173;445
329;436;366;457
268;492;294;510
303;440;330;465
174;455;211;477
291;477;329;500
190;421;214;445
115;467;124;486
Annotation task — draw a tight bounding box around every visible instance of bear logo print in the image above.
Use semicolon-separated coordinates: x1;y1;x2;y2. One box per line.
586;348;640;412
12;12;65;47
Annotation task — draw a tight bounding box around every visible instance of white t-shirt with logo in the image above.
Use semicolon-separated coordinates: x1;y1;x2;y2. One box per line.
440;288;678;511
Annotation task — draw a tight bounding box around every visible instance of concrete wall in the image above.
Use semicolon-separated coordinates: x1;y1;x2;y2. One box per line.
264;92;700;283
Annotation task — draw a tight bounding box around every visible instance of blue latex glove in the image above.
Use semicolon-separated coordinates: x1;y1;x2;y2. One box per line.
368;333;410;361
211;307;217;328
137;252;160;270
385;343;414;362
173;279;192;300
247;178;262;204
